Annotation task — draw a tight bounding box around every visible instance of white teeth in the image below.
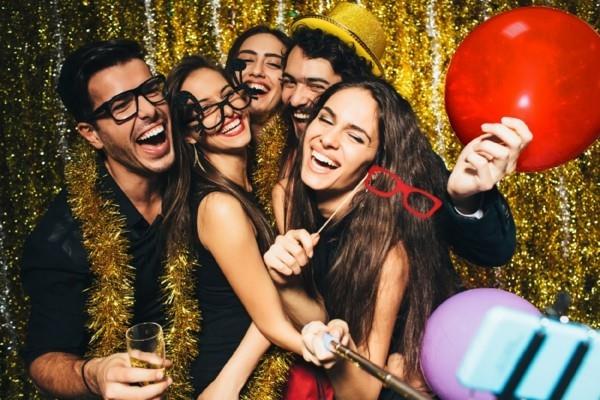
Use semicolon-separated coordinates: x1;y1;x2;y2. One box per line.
222;118;241;134
139;125;164;141
248;83;268;92
312;150;338;168
293;112;310;121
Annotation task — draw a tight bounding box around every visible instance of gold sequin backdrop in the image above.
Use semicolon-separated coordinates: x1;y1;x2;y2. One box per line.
0;0;598;397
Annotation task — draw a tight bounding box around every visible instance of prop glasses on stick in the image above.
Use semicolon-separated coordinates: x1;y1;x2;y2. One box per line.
365;165;442;219
316;165;443;234
175;87;251;134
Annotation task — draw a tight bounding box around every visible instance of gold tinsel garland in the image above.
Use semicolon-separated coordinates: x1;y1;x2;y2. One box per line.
160;245;201;399
242;113;296;398
65;144;199;398
65;145;136;357
252;113;288;224
242;347;296;400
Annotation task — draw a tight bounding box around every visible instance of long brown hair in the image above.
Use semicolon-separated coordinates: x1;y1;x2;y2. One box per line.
286;79;459;377
163;55;274;254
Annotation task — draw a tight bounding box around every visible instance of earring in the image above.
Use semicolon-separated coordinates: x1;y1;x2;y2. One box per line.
192;144;206;172
193;145;200;167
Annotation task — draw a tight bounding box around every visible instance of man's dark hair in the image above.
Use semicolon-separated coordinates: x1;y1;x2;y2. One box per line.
285;27;374;82
225;25;291;73
57;39;145;122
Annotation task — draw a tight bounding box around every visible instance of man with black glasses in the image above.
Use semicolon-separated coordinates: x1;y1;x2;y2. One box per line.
21;40;175;398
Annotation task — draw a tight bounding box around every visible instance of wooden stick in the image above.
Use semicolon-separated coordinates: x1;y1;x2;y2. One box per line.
316;174;368;234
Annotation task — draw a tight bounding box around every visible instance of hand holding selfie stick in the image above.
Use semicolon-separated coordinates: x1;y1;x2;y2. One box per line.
322;334;431;400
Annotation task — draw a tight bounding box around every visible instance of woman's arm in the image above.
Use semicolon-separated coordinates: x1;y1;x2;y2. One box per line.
269;179;328;327
385;353;430;395
198;323;270;400
198;192;303;354
263;229;328;328
302;243;410;400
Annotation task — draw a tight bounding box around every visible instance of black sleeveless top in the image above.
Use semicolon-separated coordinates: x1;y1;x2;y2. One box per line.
189;190;252;396
311;213;405;400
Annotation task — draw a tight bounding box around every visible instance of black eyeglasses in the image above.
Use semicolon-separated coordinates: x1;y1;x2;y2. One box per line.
227;59;261;100
89;74;166;123
175;87;251;133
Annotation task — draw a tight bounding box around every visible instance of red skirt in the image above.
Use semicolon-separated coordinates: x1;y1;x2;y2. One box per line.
283;360;334;400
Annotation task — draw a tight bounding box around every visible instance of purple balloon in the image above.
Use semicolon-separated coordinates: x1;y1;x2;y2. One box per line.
420;288;540;400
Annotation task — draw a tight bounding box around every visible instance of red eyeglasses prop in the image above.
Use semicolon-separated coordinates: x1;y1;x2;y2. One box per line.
316;165;443;234
364;165;443;220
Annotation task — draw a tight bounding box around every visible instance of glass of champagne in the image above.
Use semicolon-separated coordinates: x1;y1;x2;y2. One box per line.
126;322;165;383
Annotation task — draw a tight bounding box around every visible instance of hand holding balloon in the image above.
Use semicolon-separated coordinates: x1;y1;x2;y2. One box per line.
447;116;532;211
445;7;600;172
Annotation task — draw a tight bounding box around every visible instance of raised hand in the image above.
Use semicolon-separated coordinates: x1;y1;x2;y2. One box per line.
448;117;532;209
263;229;319;282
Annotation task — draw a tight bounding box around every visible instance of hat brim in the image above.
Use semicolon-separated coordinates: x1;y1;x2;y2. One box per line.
292;16;383;77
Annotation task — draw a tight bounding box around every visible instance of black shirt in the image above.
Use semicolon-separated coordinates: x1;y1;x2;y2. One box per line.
433;154;516;267
21;163;166;365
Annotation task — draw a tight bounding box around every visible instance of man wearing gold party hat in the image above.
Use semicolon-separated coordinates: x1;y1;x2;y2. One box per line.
281;2;384;136
277;1;529;269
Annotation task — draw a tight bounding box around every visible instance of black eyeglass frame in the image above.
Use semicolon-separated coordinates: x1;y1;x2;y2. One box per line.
88;74;167;123
176;86;251;133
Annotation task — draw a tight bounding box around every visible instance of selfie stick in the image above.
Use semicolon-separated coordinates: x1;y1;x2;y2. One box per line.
322;333;431;400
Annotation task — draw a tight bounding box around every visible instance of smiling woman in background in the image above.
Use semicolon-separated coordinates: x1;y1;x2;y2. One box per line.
225;26;290;137
225;26;292;220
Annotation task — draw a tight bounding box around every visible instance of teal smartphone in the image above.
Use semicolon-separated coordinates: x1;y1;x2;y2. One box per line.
456;306;599;399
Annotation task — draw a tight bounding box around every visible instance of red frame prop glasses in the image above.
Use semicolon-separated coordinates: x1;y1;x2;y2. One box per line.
365;165;442;220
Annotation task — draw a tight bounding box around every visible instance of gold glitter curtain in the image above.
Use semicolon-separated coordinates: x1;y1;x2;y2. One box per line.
1;0;598;397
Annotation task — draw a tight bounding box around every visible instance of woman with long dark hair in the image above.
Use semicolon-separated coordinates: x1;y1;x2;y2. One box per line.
225;26;292;221
163;55;307;399
225;25;290;136
264;78;532;398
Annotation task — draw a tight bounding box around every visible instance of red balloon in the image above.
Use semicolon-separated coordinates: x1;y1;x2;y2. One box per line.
445;7;600;172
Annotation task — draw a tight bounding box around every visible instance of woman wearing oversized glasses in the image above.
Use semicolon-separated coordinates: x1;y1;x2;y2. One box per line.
163;56;306;399
264;79;465;399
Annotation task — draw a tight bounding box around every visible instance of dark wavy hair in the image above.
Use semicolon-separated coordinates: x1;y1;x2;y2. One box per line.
57;39;145;122
163;55;274;254
285;27;374;82
285;79;459;379
225;25;291;74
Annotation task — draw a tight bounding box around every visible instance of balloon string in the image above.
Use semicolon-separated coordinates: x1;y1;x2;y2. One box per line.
316;174;368;234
